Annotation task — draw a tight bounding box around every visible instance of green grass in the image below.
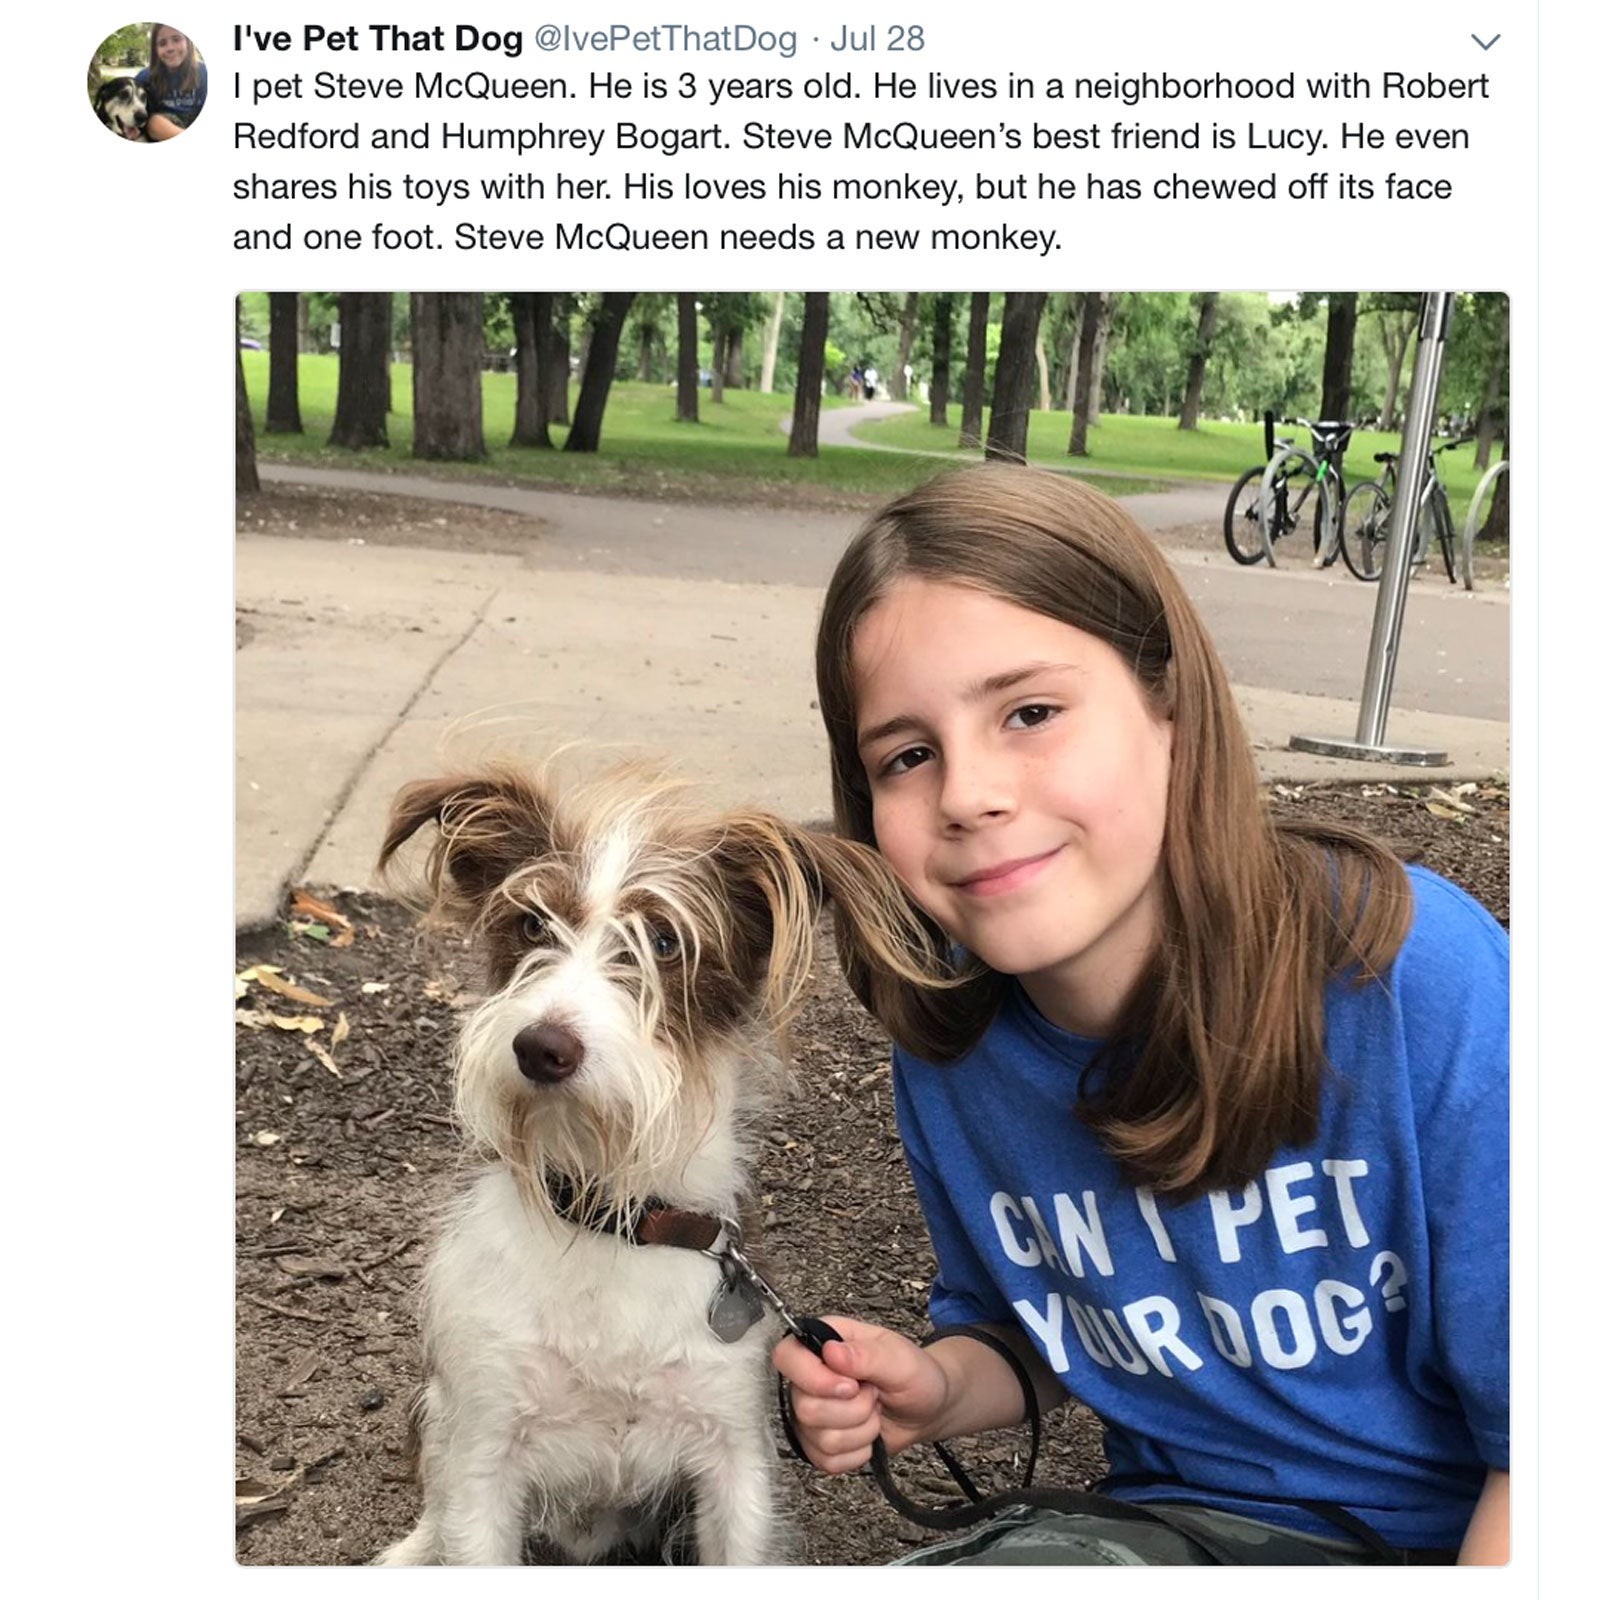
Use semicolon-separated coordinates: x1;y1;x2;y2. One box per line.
861;408;1503;520
243;354;1501;519
243;353;1155;502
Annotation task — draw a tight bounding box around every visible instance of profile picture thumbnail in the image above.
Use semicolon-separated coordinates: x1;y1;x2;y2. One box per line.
88;22;207;142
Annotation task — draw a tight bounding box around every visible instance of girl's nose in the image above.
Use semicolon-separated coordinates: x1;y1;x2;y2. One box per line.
938;749;1013;829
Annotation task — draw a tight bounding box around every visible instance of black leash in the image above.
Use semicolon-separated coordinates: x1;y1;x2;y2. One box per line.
776;1319;1406;1566
538;1183;1403;1563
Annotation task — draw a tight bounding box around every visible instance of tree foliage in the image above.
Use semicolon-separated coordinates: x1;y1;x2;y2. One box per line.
94;24;153;69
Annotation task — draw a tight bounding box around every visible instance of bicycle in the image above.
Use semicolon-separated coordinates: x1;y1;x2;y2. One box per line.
1223;414;1355;569
1339;438;1463;584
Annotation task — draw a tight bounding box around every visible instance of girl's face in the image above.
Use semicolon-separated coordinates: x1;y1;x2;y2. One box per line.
852;578;1172;1037
155;29;189;68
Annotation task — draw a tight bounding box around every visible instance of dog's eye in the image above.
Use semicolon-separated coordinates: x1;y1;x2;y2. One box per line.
519;911;548;944
649;926;681;961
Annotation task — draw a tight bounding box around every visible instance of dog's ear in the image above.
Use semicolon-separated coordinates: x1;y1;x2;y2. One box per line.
707;816;955;1028
379;768;556;913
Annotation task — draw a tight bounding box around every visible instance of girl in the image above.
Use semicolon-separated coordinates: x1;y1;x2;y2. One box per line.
776;465;1508;1566
136;25;206;141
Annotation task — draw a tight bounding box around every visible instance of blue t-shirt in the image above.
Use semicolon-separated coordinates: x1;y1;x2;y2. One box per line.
892;866;1508;1551
136;61;208;122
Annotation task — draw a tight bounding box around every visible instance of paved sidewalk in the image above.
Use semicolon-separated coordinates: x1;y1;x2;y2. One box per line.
237;469;1509;929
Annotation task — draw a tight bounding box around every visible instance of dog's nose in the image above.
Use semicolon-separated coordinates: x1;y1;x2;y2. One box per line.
512;1022;585;1084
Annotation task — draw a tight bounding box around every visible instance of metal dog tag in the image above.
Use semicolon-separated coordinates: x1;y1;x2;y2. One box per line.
707;1273;764;1343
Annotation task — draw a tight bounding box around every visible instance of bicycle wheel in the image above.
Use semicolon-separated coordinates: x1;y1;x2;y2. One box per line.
1223;467;1268;564
1341;480;1390;581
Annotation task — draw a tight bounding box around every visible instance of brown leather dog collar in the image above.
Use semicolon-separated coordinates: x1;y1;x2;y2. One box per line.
544;1171;728;1253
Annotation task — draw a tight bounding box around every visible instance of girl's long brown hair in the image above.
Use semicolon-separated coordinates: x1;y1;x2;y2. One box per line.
816;465;1412;1200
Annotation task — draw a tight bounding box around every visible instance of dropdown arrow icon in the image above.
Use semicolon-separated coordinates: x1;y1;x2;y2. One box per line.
1472;32;1501;49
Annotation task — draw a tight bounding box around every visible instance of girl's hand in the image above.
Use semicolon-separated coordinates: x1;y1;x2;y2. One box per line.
773;1317;952;1474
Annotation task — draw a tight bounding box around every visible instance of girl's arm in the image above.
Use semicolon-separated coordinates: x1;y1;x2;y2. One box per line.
1457;1468;1509;1565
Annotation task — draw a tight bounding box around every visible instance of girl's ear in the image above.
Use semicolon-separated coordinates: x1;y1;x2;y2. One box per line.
378;769;556;913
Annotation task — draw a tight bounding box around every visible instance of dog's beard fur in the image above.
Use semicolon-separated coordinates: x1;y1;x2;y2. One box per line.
452;901;775;1224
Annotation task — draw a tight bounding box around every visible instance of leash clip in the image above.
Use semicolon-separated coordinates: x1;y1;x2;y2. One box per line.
703;1217;837;1356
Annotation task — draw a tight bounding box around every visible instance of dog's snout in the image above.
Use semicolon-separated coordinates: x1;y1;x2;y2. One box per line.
513;1022;585;1084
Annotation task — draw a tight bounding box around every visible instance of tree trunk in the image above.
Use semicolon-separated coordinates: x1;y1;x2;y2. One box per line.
381;293;393;415
236;336;259;494
1483;415;1509;544
929;295;953;427
1378;306;1419;430
637;324;656;383
891;293;920;401
787;293;830;459
676;294;700;423
958;292;990;450
1033;326;1052;414
1063;297;1082;431
564;292;635;453
329;292;390;450
711;326;727;404
1087;298;1114;425
1069;293;1105;456
1177;292;1219;431
508;292;554;448
760;291;784;394
265;292;302;433
726;326;745;390
548;296;571;425
1319;293;1359;421
412;292;486;461
985;293;1047;462
1474;302;1509;470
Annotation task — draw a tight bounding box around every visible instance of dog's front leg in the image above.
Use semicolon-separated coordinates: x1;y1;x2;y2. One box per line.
423;1412;532;1564
431;1464;532;1566
691;1427;774;1565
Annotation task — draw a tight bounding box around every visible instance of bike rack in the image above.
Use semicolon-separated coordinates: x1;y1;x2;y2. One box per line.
1459;459;1509;593
1289;292;1454;766
1257;448;1293;569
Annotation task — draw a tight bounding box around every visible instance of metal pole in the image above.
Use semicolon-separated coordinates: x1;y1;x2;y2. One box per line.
1289;291;1454;766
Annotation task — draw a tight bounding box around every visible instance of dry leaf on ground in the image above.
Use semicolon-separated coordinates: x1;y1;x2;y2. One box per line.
291;889;356;947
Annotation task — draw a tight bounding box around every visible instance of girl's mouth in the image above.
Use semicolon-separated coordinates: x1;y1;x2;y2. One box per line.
953;847;1062;898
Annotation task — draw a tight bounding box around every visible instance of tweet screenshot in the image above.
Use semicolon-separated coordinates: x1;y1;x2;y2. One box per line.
30;0;1571;1588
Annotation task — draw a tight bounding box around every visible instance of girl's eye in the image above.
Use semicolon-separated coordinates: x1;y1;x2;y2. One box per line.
1007;704;1058;730
649;926;681;961
882;745;934;777
519;911;548;943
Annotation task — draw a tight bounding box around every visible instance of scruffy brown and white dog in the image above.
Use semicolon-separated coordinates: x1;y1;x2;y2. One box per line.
372;763;941;1566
